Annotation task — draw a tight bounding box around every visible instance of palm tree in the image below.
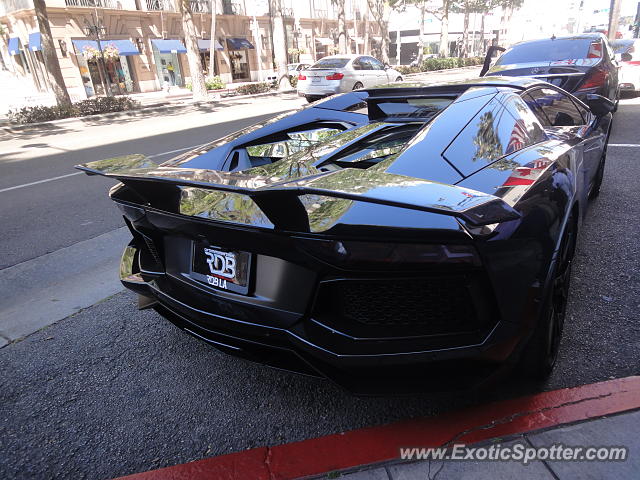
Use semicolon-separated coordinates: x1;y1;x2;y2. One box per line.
175;0;207;100
33;0;72;107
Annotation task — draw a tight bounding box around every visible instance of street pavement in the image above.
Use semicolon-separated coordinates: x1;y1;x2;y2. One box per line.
1;73;639;479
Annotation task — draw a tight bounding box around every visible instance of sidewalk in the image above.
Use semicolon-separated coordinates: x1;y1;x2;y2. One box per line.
113;376;640;480
0;68;284;115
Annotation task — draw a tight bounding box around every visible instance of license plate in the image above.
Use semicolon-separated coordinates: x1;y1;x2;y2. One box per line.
191;243;251;294
311;77;321;84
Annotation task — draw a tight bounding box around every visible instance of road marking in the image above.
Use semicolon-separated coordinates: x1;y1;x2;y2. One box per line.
0;172;83;193
0;144;205;194
608;144;640;147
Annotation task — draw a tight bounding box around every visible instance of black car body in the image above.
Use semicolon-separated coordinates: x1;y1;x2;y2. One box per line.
78;78;613;394
483;34;620;103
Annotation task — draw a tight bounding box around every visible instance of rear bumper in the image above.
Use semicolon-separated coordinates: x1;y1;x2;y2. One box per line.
297;84;342;97
121;243;528;395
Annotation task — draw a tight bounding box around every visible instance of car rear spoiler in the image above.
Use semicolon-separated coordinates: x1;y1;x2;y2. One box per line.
76;155;520;229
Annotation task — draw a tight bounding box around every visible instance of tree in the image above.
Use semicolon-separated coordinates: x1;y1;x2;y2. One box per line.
33;0;72;107
471;0;523;54
389;0;428;64
367;0;391;64
270;0;288;78
208;0;217;76
332;0;348;54
176;0;207;100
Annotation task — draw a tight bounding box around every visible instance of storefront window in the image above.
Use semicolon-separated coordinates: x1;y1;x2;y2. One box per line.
152;49;183;88
230;50;250;81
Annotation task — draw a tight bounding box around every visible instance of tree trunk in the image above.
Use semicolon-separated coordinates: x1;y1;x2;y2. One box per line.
416;1;425;65
33;0;71;107
177;0;207;100
480;11;486;55
271;0;288;76
380;21;389;64
363;2;370;55
208;0;216;76
461;0;469;58
337;1;347;54
438;0;449;58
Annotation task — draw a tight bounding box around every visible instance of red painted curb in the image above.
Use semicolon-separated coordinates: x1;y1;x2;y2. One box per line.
115;376;640;480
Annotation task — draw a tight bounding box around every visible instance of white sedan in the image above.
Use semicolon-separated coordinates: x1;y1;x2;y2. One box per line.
297;54;404;102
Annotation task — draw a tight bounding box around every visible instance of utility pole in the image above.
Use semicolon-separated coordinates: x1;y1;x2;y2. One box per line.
84;9;112;96
634;1;640;38
608;0;622;41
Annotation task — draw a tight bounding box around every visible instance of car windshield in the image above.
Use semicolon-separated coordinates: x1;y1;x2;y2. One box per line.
495;38;595;65
311;57;350;69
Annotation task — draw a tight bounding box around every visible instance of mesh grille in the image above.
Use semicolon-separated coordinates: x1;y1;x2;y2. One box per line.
317;276;485;336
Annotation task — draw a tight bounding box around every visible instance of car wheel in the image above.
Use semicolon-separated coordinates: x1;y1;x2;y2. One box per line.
395;76;403;82
520;214;576;379
353;82;364;90
589;151;606;199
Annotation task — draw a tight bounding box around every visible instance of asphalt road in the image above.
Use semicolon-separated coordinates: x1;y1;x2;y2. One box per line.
1;95;639;480
0;97;303;269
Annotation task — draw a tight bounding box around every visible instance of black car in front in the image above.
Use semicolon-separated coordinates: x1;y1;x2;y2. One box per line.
482;34;619;103
78;78;613;394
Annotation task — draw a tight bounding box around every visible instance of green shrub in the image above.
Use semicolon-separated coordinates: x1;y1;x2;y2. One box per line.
205;75;225;90
289;75;298;88
235;82;272;95
8;96;141;124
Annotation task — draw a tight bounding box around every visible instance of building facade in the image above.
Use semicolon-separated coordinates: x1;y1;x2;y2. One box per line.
0;0;378;100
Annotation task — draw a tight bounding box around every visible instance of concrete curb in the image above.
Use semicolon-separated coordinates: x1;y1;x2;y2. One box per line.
2;88;297;133
112;376;640;480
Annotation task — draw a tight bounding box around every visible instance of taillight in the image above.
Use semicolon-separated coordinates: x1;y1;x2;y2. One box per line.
297;239;481;269
577;67;608;91
298;74;306;80
587;41;603;59
325;72;344;80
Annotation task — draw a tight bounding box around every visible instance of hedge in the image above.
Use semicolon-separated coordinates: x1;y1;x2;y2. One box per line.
8;96;141;124
395;56;484;75
235;82;272;95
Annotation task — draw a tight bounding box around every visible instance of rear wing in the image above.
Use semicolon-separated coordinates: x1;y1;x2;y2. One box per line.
76;155;520;230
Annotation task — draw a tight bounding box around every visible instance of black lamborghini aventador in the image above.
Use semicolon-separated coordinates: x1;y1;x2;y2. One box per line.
78;77;613;394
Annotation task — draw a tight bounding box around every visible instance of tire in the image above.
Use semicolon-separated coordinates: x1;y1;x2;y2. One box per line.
590;125;611;199
589;152;606;199
353;82;364;90
519;214;576;379
395;76;403;82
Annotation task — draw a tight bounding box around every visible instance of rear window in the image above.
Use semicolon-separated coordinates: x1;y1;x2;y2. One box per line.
495;38;596;65
311;57;350;69
367;97;454;120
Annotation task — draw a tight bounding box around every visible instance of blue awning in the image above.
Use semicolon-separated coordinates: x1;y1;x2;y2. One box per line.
72;39;140;56
226;37;255;50
8;37;21;56
197;39;224;51
103;39;140;55
72;39;98;53
28;32;42;51
151;39;187;54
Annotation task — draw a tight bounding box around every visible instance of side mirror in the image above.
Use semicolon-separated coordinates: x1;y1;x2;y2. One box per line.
584;94;615;117
384;64;390;70
621;52;633;62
